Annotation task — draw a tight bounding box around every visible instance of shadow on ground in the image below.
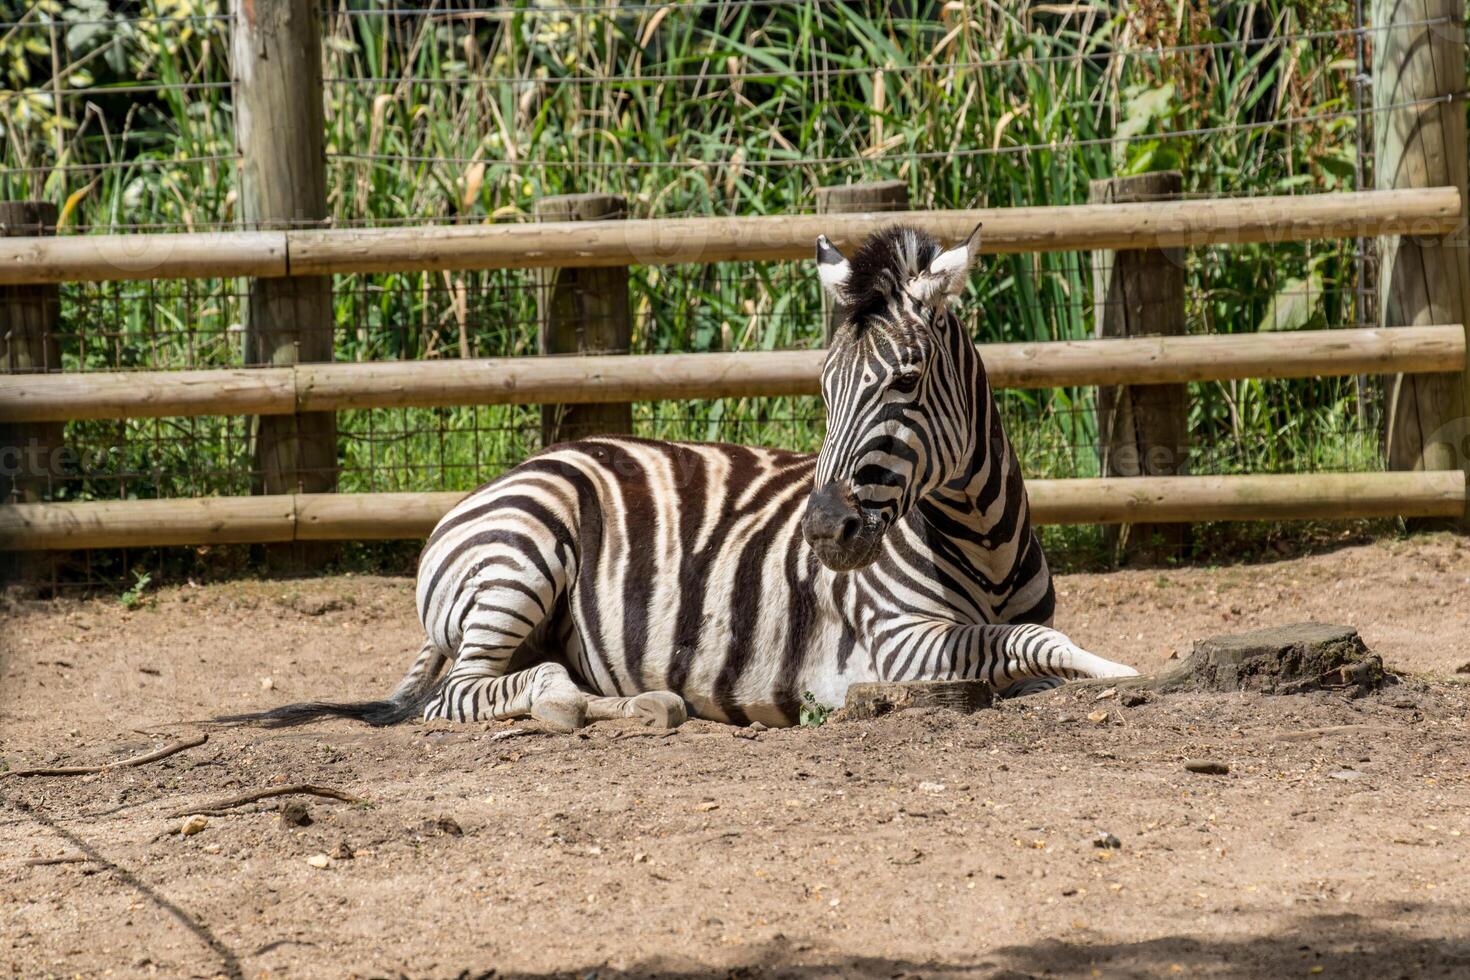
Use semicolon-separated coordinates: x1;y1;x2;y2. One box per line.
476;911;1470;980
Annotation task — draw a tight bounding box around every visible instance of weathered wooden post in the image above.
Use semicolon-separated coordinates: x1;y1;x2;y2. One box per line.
0;202;62;506
1374;0;1470;520
534;193;632;446
231;0;336;564
0;202;62;585
1090;171;1189;563
815;180;910;341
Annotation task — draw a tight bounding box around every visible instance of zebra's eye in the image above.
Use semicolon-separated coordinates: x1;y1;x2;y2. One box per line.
890;368;922;394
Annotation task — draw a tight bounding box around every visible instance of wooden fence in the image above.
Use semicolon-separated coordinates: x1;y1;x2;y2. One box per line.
2;0;1468;557
0;187;1458;285
2;471;1463;552
1;325;1461;423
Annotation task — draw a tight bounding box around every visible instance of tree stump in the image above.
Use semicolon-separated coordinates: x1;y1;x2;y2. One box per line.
836;679;993;721
1082;623;1386;698
1186;623;1385;695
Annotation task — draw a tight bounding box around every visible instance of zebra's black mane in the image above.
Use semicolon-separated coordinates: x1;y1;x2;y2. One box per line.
841;225;942;332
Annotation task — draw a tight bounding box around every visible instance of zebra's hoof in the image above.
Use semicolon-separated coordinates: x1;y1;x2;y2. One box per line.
630;691;688;729
532;697;588;733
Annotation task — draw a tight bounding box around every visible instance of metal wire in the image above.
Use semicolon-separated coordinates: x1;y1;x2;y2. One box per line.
325;0;850;18
322;16;1458;88
21;12;1443;103
0;13;230;31
2;155;241;176
3;81;234;99
329;93;1461;171
0;12;229;30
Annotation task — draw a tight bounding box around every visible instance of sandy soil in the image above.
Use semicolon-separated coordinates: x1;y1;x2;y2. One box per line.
2;534;1469;979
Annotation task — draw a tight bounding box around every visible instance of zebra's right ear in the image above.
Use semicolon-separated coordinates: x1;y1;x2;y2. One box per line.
912;222;981;304
816;235;851;301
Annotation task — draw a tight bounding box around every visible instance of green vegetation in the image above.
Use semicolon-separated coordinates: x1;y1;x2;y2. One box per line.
118;568;152;609
0;0;1383;569
798;690;833;728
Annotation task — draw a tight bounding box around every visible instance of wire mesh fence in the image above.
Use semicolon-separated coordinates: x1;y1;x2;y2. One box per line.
28;243;1382;496
0;0;1414;582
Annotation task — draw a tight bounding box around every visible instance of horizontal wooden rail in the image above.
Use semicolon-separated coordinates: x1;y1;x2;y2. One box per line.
1032;471;1464;525
0;472;1461;551
0;188;1459;285
0;231;287;285
1;325;1462;423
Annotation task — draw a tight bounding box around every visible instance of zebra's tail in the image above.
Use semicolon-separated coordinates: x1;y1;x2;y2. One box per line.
214;641;449;729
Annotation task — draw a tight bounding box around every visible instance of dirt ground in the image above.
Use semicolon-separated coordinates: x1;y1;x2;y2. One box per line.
3;534;1469;979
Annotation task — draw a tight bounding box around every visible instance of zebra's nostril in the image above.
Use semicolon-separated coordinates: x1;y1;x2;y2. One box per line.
803;483;864;546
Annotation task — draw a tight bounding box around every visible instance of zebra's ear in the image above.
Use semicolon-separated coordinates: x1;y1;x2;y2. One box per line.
913;222;982;304
815;234;851;301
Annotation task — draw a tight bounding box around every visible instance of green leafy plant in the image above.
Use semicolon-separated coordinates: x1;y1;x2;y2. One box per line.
118;569;152;610
798;691;833;728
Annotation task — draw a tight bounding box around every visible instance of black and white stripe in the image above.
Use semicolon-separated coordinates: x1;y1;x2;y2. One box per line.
234;225;1134;731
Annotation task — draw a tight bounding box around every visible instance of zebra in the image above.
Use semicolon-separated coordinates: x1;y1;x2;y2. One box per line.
230;223;1136;731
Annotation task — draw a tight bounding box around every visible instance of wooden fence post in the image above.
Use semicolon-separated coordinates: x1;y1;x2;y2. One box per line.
815;181;910;341
0;202;62;585
1090;171;1189;563
231;0;336;566
534;193;632;446
1374;0;1470;518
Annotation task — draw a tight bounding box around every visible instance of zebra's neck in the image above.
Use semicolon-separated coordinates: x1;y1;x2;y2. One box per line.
905;337;1038;604
930;366;1028;526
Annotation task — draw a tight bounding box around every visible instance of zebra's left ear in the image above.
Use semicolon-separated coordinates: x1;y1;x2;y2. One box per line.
815;234;851;301
913;222;982;304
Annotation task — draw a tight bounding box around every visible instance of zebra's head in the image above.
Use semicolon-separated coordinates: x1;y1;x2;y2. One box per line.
801;224;982;571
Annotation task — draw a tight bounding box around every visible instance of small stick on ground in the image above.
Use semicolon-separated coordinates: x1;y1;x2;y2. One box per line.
1248;723;1398;743
168;783;364;818
2;733;208;779
22;853;94;867
487;728;537;743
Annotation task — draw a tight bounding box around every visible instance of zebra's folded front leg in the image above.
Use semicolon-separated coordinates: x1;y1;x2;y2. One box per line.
878;619;1137;690
585;691;689;729
983;623;1138;690
424;660;588;732
1001;623;1139;684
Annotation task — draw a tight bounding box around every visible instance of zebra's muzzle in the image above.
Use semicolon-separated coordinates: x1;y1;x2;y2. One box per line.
802;482;885;571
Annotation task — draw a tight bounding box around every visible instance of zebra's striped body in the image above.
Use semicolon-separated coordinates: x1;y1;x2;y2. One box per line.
416;427;1053;727
235;224;1134;731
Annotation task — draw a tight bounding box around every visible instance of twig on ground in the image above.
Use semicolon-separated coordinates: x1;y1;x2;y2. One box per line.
167;783;364;818
610;729;679;740
487;727;537;742
23;853;93;866
1;733;208;779
1247;723;1397;743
